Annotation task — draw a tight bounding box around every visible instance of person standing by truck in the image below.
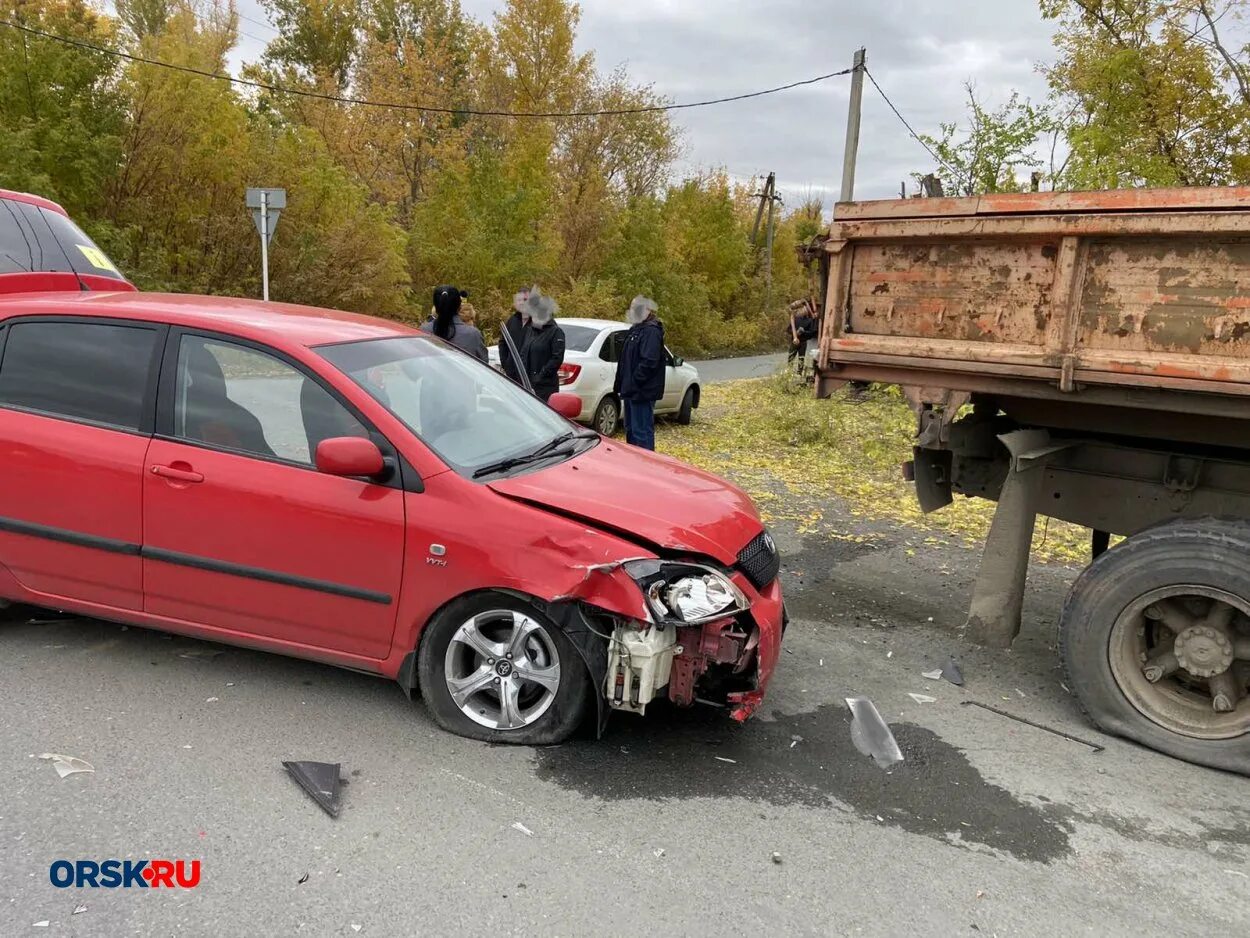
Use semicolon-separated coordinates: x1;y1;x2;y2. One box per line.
787;297;820;375
614;295;665;450
517;289;565;402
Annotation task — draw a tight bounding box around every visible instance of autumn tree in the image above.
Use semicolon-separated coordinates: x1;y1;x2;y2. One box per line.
917;84;1051;196
1040;0;1250;187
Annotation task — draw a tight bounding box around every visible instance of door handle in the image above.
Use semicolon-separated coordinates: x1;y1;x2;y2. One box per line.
151;464;204;484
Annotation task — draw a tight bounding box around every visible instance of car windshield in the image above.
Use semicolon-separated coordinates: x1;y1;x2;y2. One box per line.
319;336;587;478
0;198;127;280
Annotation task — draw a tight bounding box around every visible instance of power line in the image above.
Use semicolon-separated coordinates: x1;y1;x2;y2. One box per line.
864;66;967;187
0;18;854;119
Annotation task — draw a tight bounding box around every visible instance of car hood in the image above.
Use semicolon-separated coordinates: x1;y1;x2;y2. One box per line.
488;440;761;565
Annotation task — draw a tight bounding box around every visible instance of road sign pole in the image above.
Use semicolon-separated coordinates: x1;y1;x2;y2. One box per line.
260;190;270;302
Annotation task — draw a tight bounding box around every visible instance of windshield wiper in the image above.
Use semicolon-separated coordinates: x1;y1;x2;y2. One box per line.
472;432;580;479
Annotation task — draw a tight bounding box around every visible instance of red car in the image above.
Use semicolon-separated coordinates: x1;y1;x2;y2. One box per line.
0;190;785;743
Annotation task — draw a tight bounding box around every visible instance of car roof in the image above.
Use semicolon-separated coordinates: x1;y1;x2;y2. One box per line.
556;318;626;331
0;291;421;348
0;188;68;217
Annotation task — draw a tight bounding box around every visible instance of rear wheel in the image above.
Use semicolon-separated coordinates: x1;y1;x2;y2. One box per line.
592;395;620;436
1060;518;1250;775
677;387;695;425
417;593;592;744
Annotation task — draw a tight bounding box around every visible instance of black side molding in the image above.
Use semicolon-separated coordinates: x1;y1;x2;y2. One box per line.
0;514;391;605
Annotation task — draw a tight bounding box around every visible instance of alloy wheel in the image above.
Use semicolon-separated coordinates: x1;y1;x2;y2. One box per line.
443;610;562;730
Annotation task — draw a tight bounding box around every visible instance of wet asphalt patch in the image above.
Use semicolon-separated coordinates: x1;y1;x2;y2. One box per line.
533;703;1072;864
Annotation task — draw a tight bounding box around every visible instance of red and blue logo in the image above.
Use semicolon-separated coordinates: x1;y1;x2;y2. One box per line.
50;860;201;889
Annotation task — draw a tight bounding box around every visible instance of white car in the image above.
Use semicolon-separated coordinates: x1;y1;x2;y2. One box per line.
489;318;700;435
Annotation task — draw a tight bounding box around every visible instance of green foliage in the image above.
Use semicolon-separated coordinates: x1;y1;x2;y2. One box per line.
0;0;814;354
918;84;1051;196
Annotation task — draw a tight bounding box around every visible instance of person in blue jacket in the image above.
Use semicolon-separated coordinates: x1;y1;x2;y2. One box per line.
613;295;665;450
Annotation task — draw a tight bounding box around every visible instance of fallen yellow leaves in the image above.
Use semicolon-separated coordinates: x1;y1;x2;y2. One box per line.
657;375;1089;565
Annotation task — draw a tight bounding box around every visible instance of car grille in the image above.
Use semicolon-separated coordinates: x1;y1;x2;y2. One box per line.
737;530;780;590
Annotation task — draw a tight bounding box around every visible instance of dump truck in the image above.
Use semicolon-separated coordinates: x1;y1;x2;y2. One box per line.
814;187;1250;775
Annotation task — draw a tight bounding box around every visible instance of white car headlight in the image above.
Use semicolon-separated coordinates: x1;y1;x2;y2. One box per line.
626;561;749;625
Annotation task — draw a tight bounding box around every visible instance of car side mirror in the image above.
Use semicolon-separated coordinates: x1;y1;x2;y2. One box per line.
315;437;385;478
673;356;684;367
547;392;582;419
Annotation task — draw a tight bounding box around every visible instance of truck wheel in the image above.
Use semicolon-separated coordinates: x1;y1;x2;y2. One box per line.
1060;518;1250;775
417;593;593;745
592;395;619;436
677;387;695;425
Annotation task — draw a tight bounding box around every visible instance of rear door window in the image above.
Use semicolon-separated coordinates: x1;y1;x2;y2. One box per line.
0;320;160;430
598;330;626;363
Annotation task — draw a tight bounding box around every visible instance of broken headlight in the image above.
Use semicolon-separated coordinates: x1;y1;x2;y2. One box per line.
624;560;749;625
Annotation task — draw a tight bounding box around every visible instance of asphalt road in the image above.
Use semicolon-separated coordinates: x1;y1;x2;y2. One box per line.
2;500;1247;936
690;352;786;383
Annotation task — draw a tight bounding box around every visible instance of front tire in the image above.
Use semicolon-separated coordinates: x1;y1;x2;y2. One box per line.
677;387;695;425
417;593;592;744
592;395;620;436
1060;518;1250;775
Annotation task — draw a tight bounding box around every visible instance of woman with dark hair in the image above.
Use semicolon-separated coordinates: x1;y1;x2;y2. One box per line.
420;285;488;362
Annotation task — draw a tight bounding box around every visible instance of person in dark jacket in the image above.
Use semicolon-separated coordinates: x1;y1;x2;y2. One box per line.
420;285;488;362
517;288;565;401
614;295;665;450
498;287;531;384
788;297;819;370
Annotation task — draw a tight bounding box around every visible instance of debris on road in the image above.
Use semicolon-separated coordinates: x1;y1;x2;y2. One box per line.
37;752;94;779
511;822;533;836
845;696;904;769
176;649;224;660
714;756;737;764
297;873;309;885
941;658;965;686
283;761;343;818
922;669;942;681
770;852;783;864
961;701;1105;753
205;697;219;703
907;693;936;704
653;848;665;858
72;904;86;915
32;921;49;928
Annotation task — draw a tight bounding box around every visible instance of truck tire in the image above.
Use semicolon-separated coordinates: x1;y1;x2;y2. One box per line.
1060;518;1250;776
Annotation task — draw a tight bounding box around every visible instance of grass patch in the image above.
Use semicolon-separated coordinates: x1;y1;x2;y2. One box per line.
655;375;1089;565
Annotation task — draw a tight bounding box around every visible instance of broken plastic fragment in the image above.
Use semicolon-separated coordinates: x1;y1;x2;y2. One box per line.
283;761;342;818
32;922;49;928
922;669;942;680
908;693;936;704
72;904;86;915
942;658;965;686
177;648;224;660
713;756;737;764
38;753;94;779
770;852;782;864
653;848;665;858
205;697;219;703
511;822;533;836
845;697;904;769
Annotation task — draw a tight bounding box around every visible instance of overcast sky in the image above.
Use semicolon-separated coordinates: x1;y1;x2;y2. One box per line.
215;0;1060;206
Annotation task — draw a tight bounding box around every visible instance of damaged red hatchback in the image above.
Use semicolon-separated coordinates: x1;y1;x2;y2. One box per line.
0;190;784;743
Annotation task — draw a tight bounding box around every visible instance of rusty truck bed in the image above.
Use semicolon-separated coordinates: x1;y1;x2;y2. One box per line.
817;187;1250;427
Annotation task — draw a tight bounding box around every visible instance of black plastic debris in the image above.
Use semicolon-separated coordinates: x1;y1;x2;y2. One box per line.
283;761;343;818
845;697;904;769
941;657;965;686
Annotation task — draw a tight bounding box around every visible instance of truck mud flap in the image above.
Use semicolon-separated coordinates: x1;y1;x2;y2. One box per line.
912;446;953;513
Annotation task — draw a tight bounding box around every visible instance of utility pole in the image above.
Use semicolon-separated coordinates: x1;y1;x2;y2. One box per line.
839;48;866;203
749;173;783;311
